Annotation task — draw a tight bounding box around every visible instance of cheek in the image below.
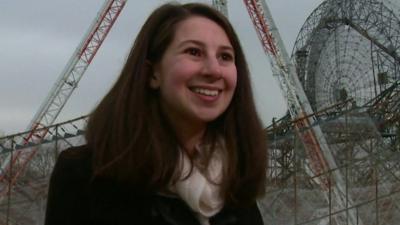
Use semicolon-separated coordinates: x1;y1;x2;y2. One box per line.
160;71;186;91
228;69;238;91
164;64;194;86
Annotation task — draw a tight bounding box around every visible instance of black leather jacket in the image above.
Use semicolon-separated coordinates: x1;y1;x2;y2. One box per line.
45;145;264;225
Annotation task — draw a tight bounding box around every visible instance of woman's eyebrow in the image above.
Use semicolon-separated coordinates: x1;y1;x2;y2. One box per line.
177;39;204;48
178;39;234;52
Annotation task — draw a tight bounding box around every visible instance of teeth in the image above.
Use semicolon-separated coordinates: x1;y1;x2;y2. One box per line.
192;88;219;96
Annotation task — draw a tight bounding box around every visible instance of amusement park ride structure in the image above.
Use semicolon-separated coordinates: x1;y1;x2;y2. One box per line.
0;0;398;224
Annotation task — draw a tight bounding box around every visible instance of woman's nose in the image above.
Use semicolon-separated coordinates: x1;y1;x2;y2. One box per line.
201;57;222;79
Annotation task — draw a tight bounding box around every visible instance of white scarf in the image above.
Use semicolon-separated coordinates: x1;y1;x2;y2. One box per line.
169;148;224;225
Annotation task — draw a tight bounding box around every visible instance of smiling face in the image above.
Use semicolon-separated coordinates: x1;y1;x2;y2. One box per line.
151;16;237;133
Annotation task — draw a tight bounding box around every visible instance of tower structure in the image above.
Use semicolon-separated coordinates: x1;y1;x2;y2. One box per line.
262;0;400;224
243;1;362;224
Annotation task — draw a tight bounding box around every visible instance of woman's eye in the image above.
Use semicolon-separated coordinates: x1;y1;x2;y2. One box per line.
185;48;201;56
220;52;234;61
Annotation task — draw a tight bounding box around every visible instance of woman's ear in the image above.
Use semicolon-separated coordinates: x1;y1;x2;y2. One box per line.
150;72;161;89
147;61;161;89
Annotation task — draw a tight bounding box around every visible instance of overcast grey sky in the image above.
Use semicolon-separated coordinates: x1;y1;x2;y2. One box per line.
0;0;324;135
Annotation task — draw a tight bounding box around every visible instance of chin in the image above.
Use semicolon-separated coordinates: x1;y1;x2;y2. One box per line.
197;114;221;123
194;109;225;123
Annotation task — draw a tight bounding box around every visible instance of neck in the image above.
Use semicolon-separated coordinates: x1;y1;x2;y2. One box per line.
176;123;206;156
160;103;207;155
165;114;206;156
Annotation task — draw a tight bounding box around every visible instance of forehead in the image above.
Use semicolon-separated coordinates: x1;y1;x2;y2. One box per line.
172;16;232;45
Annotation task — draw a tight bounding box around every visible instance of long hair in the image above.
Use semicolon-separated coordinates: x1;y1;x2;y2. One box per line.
85;2;267;206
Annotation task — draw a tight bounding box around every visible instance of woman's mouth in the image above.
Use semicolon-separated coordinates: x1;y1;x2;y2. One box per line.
190;87;220;97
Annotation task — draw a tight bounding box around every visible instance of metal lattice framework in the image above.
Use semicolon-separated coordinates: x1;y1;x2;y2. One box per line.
292;0;400;112
291;0;400;170
0;0;126;200
243;0;363;224
259;0;400;224
28;0;126;130
0;116;87;224
0;0;126;224
291;0;400;196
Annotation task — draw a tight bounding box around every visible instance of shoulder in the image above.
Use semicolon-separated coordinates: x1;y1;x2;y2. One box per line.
49;144;93;192
48;145;94;197
56;144;92;163
45;145;93;225
50;145;92;183
236;202;264;225
212;202;264;225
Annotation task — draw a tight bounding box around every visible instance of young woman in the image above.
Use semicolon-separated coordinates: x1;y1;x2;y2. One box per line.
45;2;267;225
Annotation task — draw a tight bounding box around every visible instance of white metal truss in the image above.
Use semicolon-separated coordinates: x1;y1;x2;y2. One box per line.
29;0;126;132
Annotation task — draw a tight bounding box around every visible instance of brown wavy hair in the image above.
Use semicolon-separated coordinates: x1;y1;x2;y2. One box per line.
85;2;267;206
